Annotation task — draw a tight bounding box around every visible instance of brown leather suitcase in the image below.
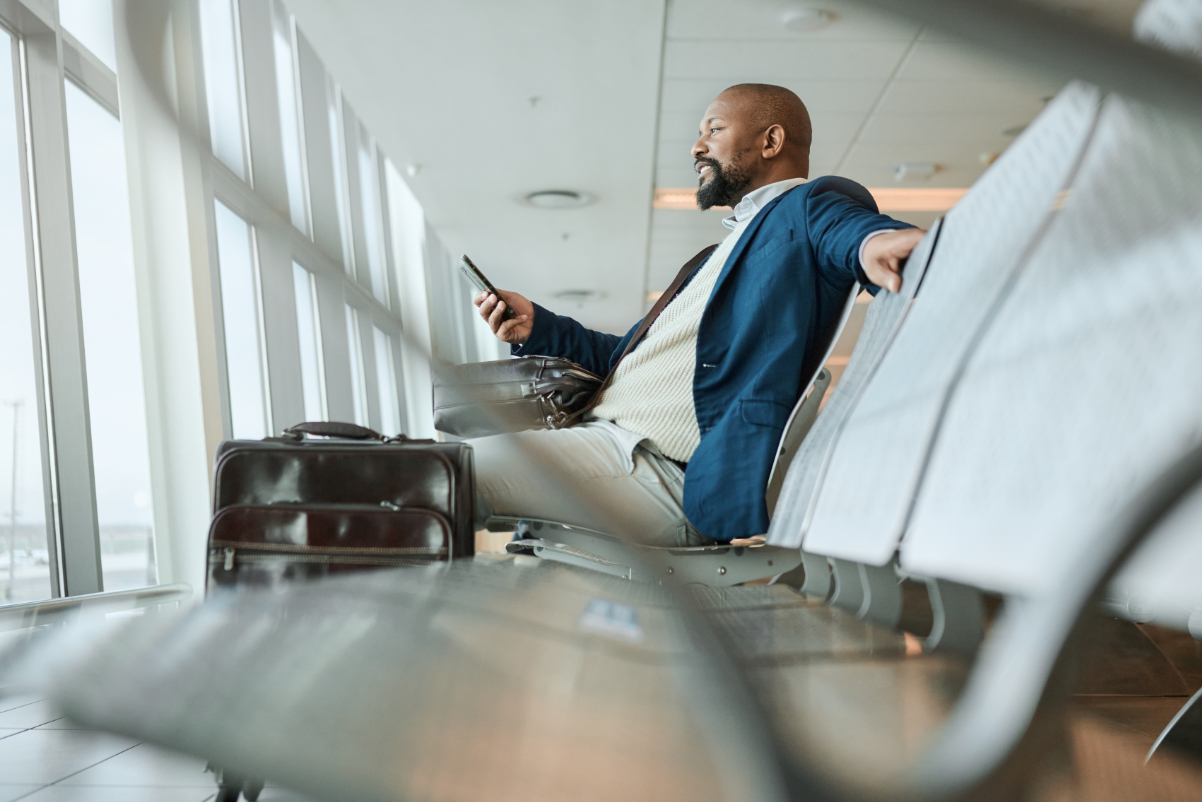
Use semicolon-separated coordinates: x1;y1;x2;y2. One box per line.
206;422;474;592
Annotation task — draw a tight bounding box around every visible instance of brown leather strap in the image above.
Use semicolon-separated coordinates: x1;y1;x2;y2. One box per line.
580;243;719;417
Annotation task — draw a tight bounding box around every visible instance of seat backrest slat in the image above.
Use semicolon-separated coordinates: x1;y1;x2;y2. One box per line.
798;82;1104;567
901;93;1202;596
766;221;939;547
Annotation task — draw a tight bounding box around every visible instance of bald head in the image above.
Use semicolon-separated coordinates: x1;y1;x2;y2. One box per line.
721;83;813;151
692;84;813;209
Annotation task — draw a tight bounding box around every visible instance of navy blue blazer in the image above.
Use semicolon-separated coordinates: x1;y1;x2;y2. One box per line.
513;177;913;540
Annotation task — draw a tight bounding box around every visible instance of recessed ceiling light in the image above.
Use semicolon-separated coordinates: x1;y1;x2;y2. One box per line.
522;190;595;209
781;8;834;33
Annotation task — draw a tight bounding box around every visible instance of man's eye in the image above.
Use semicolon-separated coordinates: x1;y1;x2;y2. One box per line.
710;127;719;134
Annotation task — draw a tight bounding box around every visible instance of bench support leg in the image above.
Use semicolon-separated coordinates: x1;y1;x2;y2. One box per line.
924;578;984;654
857;562;902;629
798;552;832;600
1148;686;1202;765
829;559;864;615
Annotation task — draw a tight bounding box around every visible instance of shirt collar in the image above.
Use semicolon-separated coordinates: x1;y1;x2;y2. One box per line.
721;177;808;230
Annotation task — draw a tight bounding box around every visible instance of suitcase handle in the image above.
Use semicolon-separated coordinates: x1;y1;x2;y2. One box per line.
281;421;388;442
276;421;436;445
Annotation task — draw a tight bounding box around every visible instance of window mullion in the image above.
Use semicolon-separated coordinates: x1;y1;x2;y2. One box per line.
23;26;102;596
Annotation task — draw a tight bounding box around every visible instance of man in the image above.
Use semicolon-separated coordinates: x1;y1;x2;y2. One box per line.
471;84;925;545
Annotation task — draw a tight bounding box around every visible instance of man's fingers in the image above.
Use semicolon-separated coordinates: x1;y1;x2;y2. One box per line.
476;299;496;326
496;315;529;341
473;292;488;308
488;299;509;329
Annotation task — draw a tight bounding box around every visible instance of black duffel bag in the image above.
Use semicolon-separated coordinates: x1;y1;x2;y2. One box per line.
432;356;602;438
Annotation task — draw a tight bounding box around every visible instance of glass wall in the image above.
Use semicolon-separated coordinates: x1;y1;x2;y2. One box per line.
214;200;270;439
373;326;401;436
65;81;157;592
0;30;51;604
293;263;325;422
199;0;249;179
272;0;307;234
0;0;457;605
58;0;117;71
345;305;368;426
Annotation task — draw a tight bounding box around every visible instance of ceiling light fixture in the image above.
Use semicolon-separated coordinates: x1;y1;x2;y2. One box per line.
781;8;834;33
893;162;938;182
522;190;595;209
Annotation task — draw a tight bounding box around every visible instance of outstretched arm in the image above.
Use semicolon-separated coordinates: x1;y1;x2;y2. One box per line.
806;177;924;293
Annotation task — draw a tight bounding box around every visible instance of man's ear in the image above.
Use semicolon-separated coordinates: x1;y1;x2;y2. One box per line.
761;124;786;159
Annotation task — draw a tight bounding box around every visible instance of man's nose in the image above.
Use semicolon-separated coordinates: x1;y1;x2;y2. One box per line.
691;137;706;160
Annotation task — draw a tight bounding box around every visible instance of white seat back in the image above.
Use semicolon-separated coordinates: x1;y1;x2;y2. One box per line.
766;220;940;547
798;82;1104;567
899;79;1202;596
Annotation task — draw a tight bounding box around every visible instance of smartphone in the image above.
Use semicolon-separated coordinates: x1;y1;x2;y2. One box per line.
460;254;516;322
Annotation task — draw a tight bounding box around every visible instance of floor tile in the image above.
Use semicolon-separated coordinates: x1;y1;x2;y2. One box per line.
22;786;216;801
0;701;64;730
59;743;211;787
0;729;138;785
0;786;44;802
0;696;42;713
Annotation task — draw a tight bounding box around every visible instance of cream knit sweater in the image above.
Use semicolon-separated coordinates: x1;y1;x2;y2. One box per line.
591;218;751;462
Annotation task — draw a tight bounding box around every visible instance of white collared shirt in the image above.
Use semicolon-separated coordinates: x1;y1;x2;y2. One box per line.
721;177;810;230
718;176;895;275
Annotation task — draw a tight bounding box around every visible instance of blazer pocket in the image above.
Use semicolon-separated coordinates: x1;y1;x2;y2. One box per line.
740;399;791;428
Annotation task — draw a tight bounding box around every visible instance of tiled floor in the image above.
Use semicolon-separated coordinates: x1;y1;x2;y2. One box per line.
0;696;316;802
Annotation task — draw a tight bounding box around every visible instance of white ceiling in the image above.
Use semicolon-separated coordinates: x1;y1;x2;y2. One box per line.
286;0;1145;335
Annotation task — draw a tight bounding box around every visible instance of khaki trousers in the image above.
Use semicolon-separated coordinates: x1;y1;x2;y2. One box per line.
468;420;710;547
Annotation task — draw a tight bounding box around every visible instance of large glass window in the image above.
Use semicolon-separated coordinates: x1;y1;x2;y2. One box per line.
0;31;51;605
214;201;271;439
345;305;367;426
272;0;308;234
293;263;324;421
59;0;117;72
65;82;157;593
199;0;249;180
328;80;352;272
373;326;401;436
356;125;388;304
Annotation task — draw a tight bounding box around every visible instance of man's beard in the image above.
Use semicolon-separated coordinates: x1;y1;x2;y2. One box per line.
695;155;753;211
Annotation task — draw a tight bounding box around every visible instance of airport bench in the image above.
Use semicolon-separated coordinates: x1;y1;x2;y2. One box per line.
767;58;1202;760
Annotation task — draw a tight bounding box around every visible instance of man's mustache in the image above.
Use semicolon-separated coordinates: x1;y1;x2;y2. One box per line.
694;157;720;175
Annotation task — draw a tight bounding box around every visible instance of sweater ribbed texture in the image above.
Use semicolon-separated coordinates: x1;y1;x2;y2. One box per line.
592;219;750;462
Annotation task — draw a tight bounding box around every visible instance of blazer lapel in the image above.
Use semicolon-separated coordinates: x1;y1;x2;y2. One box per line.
706;188;796;306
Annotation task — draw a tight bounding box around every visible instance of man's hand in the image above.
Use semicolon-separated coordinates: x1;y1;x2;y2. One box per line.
474;290;534;345
862;228;927;294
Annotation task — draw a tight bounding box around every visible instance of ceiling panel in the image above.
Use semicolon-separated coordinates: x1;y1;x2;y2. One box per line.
664;39;913;81
666;0;920;41
838;140;1005;188
660;78;888;117
285;0;667;335
854;114;1027;146
874;79;1060;118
